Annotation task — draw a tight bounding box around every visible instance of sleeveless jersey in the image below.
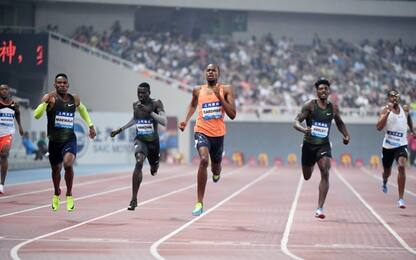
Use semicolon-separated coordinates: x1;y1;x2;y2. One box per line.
47;94;76;142
194;85;225;137
0;101;17;137
382;105;408;149
134;99;163;142
304;100;334;145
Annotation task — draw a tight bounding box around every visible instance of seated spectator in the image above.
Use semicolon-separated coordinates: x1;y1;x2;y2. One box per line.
37;131;48;160
22;132;41;160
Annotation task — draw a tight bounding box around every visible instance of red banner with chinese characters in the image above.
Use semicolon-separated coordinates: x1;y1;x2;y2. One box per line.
0;33;48;74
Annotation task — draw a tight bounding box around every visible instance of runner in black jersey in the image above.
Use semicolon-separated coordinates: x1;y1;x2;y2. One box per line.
33;73;96;212
294;78;350;219
110;82;166;211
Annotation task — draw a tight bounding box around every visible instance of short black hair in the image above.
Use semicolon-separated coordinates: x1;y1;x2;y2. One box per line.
138;82;150;90
206;64;220;75
387;90;399;97
55;73;68;80
314;77;330;88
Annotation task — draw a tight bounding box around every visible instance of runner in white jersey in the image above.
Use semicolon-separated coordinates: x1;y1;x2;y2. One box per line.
376;90;415;208
0;84;24;194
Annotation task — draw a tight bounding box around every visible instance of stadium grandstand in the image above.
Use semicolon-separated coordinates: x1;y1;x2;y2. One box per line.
0;0;414;164
1;0;415;164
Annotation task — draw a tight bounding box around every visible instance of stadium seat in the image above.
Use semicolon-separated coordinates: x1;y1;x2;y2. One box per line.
258;153;269;167
287;153;297;166
340;153;352;167
369;155;380;168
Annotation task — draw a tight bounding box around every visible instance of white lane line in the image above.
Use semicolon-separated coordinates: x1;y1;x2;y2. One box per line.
0;175;128;200
10;166;248;260
280;175;304;260
4;236;413;251
335;167;416;255
1;165;184;200
0;170;191;219
360;167;416;197
150;167;274;260
295;244;413;250
9;181;197;260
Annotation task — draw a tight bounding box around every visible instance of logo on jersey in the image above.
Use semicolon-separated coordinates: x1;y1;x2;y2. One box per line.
55;111;74;129
0;112;14;127
311;121;329;138
136;119;154;136
387;130;403;138
202;102;222;120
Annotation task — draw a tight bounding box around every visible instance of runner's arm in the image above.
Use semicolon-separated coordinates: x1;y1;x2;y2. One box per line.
33;93;56;119
293;101;312;134
14;103;24;136
179;88;198;131
376;106;390;131
77;102;94;127
120;118;136;131
150;100;167;126
219;85;236;119
33;102;48;119
75;95;96;139
110;118;136;137
151;111;167;126
334;104;350;144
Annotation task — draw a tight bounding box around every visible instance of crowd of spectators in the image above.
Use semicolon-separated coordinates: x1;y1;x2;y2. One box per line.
71;22;416;110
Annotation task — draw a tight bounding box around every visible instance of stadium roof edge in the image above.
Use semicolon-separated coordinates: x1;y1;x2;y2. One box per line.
32;0;416;18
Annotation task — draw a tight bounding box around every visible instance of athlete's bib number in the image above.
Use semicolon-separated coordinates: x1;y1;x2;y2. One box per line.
311;121;329;138
136;119;154;136
385;130;403;147
55;111;74;129
202;102;222;120
0;112;14;127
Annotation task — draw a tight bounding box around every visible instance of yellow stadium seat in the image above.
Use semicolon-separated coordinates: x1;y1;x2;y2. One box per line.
258;153;269;167
340;152;352;167
369;155;380;168
287;153;297;166
232;152;244;167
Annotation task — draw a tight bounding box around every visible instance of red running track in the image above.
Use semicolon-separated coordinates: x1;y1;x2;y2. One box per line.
0;164;415;259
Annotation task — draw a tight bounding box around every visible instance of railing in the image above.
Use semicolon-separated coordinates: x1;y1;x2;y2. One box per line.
0;26;42;33
240;105;380;118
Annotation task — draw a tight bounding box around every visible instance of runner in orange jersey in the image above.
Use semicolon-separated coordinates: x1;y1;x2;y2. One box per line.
179;64;236;216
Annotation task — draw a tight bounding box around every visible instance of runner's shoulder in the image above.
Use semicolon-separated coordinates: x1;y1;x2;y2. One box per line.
192;86;202;96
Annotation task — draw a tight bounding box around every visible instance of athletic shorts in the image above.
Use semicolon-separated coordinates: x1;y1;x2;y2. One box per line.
194;132;224;164
48;138;77;166
134;138;160;167
301;141;332;167
0;134;12;151
382;145;408;168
